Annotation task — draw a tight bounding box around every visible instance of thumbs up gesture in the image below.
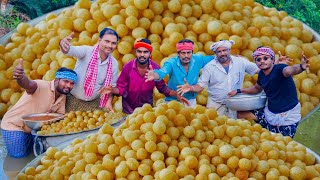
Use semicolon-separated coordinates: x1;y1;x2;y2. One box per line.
145;64;155;82
13;58;25;80
59;32;74;54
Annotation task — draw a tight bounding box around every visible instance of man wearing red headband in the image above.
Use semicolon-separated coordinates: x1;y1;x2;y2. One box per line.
175;38;292;117
99;38;188;114
145;39;214;107
176;40;259;117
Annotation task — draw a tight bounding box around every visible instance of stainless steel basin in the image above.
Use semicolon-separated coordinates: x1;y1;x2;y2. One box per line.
226;92;267;111
21;113;64;130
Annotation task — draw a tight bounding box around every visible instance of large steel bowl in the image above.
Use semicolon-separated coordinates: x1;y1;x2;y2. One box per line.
226;92;267;111
21;113;64;130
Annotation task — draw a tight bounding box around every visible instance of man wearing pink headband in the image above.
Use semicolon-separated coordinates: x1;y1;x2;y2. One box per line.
176;40;260;117
145;39;214;107
228;46;310;138
98;38;188;114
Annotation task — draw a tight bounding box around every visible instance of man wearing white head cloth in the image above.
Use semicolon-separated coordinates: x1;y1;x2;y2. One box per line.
178;40;291;118
177;40;260;118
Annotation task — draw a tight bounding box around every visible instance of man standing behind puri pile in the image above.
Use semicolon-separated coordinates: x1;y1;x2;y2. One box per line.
59;28;119;112
228;47;309;137
99;38;189;114
1;59;77;158
177;40;259;118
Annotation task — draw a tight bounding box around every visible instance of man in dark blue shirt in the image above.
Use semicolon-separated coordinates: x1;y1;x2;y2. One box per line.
228;46;310;137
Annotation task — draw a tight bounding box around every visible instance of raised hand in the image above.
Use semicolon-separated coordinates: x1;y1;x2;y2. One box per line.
301;51;310;73
145;64;155;82
277;51;293;65
59;32;74;54
177;78;192;96
13;58;24;80
98;86;113;95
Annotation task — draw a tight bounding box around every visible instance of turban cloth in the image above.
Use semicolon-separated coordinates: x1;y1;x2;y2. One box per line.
134;41;153;53
55;70;77;83
252;46;275;60
176;42;194;52
210;40;235;52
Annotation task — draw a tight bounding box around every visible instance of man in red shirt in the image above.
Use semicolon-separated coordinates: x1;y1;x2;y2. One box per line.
99;38;188;114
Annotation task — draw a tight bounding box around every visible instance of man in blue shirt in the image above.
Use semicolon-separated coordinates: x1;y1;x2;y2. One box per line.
228;46;310;137
145;39;214;107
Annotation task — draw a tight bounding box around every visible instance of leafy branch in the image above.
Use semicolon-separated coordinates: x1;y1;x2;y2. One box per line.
0;8;29;32
256;0;320;33
9;0;77;19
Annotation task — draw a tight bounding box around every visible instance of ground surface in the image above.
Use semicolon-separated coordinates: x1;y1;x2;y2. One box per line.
294;108;320;154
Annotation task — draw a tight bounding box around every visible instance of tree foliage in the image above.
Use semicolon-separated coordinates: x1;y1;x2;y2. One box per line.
0;8;30;35
9;0;77;19
256;0;320;33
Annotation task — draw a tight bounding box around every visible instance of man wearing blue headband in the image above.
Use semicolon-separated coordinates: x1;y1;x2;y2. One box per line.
1;58;77;158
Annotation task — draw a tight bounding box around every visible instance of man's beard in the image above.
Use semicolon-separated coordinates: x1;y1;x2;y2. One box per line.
57;87;71;95
137;57;149;65
217;55;230;64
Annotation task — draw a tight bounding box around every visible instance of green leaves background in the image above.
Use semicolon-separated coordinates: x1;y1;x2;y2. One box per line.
257;0;320;33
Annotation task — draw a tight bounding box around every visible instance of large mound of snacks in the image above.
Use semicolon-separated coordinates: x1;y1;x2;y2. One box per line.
18;102;320;179
37;110;126;135
1;0;320;118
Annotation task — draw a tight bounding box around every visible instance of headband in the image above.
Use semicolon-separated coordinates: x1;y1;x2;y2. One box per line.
252;47;275;60
134;42;153;53
210;40;235;52
176;42;194;52
56;71;77;83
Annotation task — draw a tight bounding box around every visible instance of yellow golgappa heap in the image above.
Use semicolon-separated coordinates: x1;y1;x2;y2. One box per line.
1;0;320;118
37;110;126;135
18;102;320;179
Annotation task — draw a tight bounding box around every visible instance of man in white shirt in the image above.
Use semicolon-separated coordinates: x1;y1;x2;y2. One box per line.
177;40;259;118
59;28;119;112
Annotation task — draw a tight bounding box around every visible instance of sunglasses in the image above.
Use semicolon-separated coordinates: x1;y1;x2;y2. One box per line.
255;56;271;62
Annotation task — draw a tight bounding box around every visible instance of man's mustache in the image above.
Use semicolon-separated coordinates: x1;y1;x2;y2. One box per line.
63;87;71;92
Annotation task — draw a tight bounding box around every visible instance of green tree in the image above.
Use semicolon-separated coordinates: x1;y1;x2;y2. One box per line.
256;0;320;33
10;0;77;19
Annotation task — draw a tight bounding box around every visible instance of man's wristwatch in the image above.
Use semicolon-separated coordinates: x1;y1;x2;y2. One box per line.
300;64;306;71
237;89;241;94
